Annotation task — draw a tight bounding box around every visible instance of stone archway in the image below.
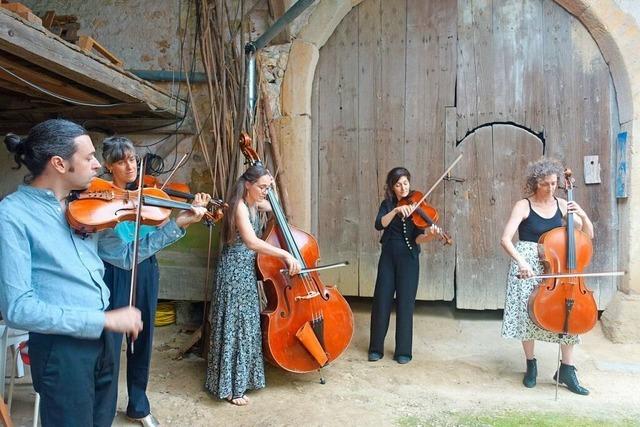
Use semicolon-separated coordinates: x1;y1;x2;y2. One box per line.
274;0;640;341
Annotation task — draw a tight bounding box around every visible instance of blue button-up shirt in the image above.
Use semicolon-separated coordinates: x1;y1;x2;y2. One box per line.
0;185;185;339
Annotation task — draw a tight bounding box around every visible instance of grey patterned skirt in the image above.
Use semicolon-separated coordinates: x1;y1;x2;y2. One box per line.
501;241;580;345
205;243;266;399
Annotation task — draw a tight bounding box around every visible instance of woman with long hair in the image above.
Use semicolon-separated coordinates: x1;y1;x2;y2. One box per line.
205;164;301;406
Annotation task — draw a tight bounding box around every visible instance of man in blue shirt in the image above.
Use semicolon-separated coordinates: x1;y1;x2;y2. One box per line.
0;119;207;426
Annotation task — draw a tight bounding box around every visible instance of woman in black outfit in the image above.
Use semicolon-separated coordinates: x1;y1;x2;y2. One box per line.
368;167;440;364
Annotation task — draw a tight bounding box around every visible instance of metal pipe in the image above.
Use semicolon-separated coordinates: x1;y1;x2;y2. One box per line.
246;0;315;52
247;55;257;124
128;70;208;83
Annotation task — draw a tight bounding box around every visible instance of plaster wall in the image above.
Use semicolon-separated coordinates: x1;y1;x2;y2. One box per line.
22;0;196;70
614;0;640;25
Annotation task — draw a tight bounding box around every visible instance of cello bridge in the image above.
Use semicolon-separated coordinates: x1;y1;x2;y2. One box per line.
295;291;320;301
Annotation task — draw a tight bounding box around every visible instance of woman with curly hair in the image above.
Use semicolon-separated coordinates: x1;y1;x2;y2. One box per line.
500;157;594;395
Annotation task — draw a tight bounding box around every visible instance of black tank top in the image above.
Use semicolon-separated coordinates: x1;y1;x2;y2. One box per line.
518;198;563;242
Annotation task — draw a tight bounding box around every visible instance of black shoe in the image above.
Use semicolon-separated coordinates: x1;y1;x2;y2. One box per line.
395;355;411;364
368;351;383;362
523;358;537;388
553;363;590;395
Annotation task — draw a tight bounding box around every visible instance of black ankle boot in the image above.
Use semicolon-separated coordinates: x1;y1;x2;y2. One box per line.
553;363;590;395
523;358;537;388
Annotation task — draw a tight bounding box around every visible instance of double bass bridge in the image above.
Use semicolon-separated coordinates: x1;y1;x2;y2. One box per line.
295;291;320;301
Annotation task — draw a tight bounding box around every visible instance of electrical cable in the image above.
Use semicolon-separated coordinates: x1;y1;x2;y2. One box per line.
155;302;176;327
0;63;134;108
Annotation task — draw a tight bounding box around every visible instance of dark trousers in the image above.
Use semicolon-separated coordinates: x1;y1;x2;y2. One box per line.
104;256;159;419
29;331;116;427
369;240;419;359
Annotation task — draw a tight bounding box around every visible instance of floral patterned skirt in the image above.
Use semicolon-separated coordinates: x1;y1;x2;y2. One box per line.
205;244;266;399
501;241;580;345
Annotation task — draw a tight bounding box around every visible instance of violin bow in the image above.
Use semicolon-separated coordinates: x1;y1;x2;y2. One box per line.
279;261;350;276
523;271;625;280
127;156;147;354
407;153;463;217
159;153;189;191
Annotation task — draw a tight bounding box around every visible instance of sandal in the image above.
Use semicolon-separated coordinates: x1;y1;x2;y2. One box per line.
226;395;249;406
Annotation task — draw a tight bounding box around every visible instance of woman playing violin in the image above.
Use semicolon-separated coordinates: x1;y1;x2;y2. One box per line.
500;157;594;395
368;167;441;365
0;119;207;426
101;136;211;425
205;164;301;406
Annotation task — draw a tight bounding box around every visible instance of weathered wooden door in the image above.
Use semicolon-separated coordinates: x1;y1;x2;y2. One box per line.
445;125;543;309
311;0;620;309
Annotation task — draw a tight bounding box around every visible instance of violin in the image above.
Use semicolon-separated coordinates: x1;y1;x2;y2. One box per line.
66;178;226;233
143;175;226;215
143;175;192;202
239;132;354;373
397;190;453;245
527;169;598;335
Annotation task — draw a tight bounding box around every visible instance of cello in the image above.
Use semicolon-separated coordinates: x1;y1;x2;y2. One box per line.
527;169;597;335
239;133;354;374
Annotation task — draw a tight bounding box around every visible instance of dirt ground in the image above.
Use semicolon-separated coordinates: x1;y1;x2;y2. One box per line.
8;299;640;426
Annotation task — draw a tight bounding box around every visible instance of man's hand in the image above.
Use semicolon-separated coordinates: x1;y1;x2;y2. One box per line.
104;306;143;340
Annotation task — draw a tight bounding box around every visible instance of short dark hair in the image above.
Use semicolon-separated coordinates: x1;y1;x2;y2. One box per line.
385;167;411;201
4;119;87;183
102;136;136;165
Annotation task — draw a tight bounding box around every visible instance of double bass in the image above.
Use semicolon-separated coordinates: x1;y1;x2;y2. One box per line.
239;133;354;373
527;169;597;335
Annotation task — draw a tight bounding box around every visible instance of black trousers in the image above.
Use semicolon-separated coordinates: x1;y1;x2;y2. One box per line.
368;240;419;359
104;256;159;419
29;331;116;427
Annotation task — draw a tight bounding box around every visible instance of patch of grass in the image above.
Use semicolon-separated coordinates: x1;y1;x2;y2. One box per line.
396;415;435;427
396;411;640;427
458;411;640;427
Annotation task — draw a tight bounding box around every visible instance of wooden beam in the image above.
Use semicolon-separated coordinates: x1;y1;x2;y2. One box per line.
0;102;173;118
0;55;112;104
0;118;195;135
0;76;56;101
0;10;186;119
